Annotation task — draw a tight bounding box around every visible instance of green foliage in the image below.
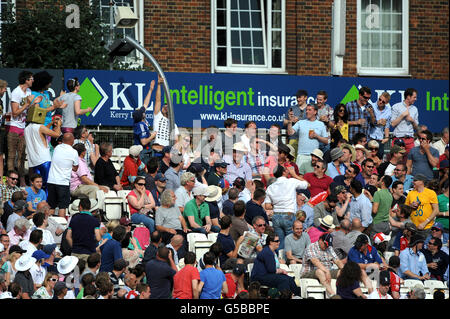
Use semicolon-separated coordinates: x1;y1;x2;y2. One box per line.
1;0;140;70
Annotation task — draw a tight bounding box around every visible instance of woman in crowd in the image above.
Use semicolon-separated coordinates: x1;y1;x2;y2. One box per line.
250;232;300;296
127;176;156;233
336;261;367;299
32;271;59;299
59;77;92;133
333;104;349;142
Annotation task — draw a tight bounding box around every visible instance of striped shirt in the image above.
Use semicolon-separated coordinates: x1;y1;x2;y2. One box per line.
346;100;370;142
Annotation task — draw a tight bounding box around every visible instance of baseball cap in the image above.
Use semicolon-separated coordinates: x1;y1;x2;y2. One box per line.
154;172;167;182
119;217;131;226
232;263;246;276
431;222;444;232
13;200;27;212
233;177;246;189
373;232;391;245
413;173;428;182
393;138;405;147
214;159;229;168
8;245;27;254
332;185;347;196
320;233;333;247
54;281;68;295
32;250;50;261
42;244;57;256
379;270;390;286
162;145;172;154
390;145;406;154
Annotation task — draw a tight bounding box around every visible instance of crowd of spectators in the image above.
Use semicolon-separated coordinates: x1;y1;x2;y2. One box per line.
0;73;448;300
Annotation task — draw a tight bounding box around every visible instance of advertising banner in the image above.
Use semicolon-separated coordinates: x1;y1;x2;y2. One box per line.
63;69;449;132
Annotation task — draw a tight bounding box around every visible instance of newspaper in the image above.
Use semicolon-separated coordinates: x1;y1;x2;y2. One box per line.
237;231;261;259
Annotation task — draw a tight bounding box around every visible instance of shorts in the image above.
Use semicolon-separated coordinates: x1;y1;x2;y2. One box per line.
301;268;339;279
47;183;71;209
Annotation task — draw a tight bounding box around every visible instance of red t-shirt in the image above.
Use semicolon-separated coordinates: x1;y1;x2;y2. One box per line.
303;173;333;197
388;270;401;294
223;273;237;299
172;264;201;299
120;156;142;187
262;156;300;187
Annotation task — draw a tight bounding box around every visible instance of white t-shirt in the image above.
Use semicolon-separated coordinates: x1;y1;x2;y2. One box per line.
24;123;52;167
48;143;79;186
368;289;393;299
30;263;47;286
9;86;31;129
153;111;179;146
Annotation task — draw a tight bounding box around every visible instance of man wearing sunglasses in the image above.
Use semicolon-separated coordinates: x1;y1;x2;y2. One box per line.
0;170;23;206
406;129;439;182
345;86;376;143
368;92;392;159
421;237;449;281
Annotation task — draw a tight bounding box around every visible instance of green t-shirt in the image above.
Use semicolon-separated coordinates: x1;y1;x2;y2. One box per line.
372;188;393;224
436;194;449;230
183;198;210;228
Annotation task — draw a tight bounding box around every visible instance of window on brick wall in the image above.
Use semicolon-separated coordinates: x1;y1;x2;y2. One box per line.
97;0;143;67
0;0;15;51
357;0;409;76
213;0;285;73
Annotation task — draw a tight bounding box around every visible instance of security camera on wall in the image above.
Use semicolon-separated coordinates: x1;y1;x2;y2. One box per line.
115;6;138;28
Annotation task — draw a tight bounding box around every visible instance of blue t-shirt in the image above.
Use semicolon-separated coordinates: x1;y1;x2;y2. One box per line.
25;187;47;210
133;121;151;149
31;90;53;126
291;119;328;156
348;245;383;265
68;212;100;255
99;239;123;272
407;146;440;181
337;280;360;299
245;200;269;225
200;267;226;299
146;259;176;299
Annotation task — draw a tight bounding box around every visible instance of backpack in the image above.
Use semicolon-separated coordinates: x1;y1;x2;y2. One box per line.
133;226;150;250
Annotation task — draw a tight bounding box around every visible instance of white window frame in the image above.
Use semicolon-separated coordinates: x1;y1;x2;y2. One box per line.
212;0;286;74
357;0;409;77
95;0;144;68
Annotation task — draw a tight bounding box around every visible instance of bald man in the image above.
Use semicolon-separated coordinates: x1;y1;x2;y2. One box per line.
166;234;184;266
346;218;365;246
47;132;79;217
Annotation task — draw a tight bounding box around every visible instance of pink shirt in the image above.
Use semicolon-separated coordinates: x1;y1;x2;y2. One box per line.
8;228;31;246
70;157;92;192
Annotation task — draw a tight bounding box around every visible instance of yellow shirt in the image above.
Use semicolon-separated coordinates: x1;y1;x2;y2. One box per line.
335;122;349;141
405;188;438;229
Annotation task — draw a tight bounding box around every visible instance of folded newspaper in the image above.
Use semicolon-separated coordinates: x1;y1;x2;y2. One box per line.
238;231;261;259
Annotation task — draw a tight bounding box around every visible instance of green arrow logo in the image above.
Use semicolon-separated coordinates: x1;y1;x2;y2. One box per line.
340;84;360;105
77;77;108;117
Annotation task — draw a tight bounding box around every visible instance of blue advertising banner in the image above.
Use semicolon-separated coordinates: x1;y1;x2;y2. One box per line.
63;69;449;132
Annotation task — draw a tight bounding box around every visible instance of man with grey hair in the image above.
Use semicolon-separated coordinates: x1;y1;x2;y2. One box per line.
155;189;188;253
432;126;449;156
401;284;426;299
166;234;184;266
7;218;31;246
174;172;196;214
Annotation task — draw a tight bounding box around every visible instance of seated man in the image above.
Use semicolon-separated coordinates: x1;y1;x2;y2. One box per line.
348;234;387;273
25;174;47;218
284;220;311;265
71;143;109;199
183;184;220;235
421;237;449;281
120;145;148;189
300;233;344;297
398;234;430;280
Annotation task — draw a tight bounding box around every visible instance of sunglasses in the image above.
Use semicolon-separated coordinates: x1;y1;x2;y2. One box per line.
273;239;280;243
365;165;374;169
49;278;58;282
9;177;18;181
315;165;323;169
431;228;442;232
338;109;345;112
256;224;266;227
378;98;387;104
428;242;436;246
136;183;146;186
361;95;371;100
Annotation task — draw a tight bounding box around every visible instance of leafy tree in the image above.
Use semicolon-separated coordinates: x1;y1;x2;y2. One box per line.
1;0;140;70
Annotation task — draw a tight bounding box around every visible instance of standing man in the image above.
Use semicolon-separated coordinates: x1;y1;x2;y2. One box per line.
47;133;79;218
316;90;334;131
377;145;406;176
221;118;239;156
264;165;309;249
152;76;179;154
346;86;376;143
327;147;347;179
406;129;439;182
370;175;393;238
390;88;420;154
24;115;62;192
349;179;373;231
145;247;177;299
8;71;36;187
368;92;392;159
132;79;157;165
0;79;8;183
405;173;439;238
284;89;308;158
287;104;329;169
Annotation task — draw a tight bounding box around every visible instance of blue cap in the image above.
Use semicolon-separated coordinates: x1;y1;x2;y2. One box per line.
42;244;57;255
154;173;167;182
32;250;50;261
432;222;443;231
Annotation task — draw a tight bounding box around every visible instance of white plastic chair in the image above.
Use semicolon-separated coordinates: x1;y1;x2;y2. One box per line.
103;190;124;221
49;216;68;227
113;162;122;173
117;189;132;214
187;233;208;252
299;278;326;299
194;241;214;262
207;233;218;243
